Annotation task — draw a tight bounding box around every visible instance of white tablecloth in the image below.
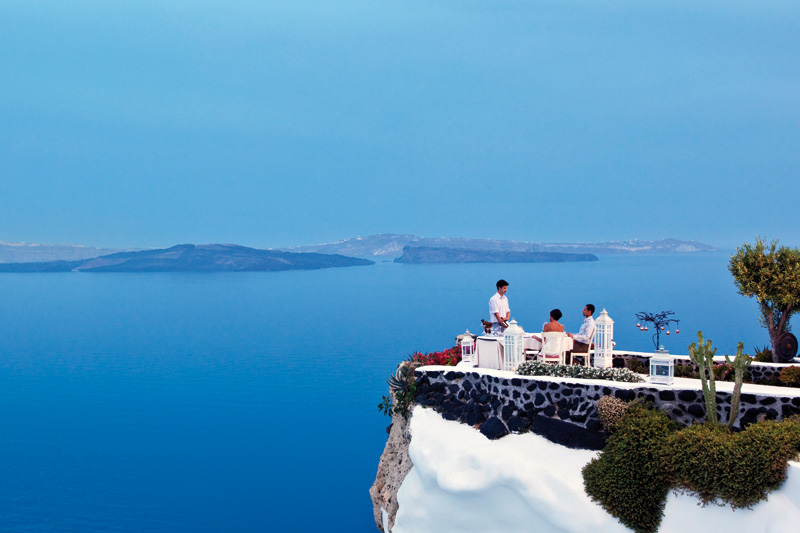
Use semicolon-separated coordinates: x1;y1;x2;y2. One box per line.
475;333;574;370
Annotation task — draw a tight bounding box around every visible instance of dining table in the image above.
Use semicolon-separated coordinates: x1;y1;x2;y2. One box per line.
474;333;574;370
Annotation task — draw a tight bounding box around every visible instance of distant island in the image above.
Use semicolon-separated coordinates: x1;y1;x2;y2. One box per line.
281;234;718;259
394;246;598;264
0;234;719;270
0;244;373;272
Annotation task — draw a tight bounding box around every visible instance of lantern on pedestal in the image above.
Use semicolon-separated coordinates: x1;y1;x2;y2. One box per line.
503;319;525;372
460;330;475;366
593;309;614;368
649;349;674;385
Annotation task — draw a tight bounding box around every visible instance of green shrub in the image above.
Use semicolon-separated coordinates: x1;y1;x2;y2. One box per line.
780;366;800;386
583;404;677;533
627;358;646;374
516;361;644;383
752;345;774;363
584;408;800;533
674;363;698;378
666;419;800;508
674;361;755;383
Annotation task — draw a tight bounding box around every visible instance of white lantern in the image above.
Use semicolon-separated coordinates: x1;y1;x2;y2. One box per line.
649;349;674;385
503;319;525;372
460;330;475;366
593;309;614;368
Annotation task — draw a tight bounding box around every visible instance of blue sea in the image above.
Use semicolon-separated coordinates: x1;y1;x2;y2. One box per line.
0;252;768;532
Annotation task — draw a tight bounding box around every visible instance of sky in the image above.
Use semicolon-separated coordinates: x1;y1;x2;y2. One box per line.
1;0;798;250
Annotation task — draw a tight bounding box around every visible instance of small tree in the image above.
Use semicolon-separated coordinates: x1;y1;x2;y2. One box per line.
729;237;800;363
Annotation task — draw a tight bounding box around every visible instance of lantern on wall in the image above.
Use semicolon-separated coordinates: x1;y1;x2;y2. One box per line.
460;330;475;366
503;319;525;372
593;309;614;368
649;350;674;385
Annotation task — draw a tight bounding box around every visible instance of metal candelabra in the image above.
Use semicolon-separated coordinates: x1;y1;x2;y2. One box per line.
635;310;680;350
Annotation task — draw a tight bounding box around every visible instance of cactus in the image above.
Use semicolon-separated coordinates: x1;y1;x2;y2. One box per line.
724;342;751;428
688;331;718;424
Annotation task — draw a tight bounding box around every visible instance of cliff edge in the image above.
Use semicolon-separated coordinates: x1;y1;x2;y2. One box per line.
369;408;412;532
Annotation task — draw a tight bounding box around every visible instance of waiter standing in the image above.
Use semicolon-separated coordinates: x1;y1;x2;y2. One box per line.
489;279;510;335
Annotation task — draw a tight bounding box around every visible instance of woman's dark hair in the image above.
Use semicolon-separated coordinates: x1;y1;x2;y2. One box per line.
550;309;562;321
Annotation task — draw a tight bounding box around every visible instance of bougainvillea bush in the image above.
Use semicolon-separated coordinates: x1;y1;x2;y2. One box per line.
410;345;462;366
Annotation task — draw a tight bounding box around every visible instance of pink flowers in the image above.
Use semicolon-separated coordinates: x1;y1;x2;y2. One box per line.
411;345;462;366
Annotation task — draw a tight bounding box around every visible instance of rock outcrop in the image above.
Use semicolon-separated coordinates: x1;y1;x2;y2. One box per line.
369;409;413;532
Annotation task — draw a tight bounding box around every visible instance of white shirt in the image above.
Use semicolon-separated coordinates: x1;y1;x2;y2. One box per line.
489;292;510;335
574;316;596;344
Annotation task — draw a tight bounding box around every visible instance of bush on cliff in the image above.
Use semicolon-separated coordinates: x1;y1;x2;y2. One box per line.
666;418;800;509
583;404;676;533
583;404;800;533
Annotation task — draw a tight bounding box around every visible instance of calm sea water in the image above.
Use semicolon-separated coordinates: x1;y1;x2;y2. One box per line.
0;252;768;532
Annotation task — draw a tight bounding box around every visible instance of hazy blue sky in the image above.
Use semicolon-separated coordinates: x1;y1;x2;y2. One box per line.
1;1;798;250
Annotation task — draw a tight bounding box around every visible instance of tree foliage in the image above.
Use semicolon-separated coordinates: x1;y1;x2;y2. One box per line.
729;237;800;362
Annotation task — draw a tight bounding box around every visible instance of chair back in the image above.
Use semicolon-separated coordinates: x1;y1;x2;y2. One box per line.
540;331;566;364
572;323;596;367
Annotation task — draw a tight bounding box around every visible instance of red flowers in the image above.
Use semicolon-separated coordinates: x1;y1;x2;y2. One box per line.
411;345;462;366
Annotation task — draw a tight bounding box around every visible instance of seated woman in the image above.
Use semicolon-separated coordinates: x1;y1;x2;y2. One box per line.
532;309;564;341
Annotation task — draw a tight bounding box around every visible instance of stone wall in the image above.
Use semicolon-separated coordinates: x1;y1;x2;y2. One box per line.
414;367;800;450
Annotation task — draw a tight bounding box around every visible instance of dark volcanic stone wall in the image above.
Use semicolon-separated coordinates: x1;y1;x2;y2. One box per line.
413;368;800;450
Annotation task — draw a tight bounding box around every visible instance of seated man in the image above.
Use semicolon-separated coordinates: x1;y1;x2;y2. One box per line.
567;304;596;363
532;309;564;342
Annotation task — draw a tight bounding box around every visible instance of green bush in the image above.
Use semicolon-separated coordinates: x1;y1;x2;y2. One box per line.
780;365;800;386
584;408;800;533
666;419;800;509
583;404;676;533
627;358;646;374
674;363;698;378
673;361;753;383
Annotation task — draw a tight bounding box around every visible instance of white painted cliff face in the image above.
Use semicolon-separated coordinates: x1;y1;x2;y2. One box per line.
392;406;800;533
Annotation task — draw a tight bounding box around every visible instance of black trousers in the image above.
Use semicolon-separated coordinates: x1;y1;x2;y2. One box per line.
566;341;590;364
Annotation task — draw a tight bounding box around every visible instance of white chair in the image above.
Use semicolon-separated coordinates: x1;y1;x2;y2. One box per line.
537;331;567;365
571;325;596;367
